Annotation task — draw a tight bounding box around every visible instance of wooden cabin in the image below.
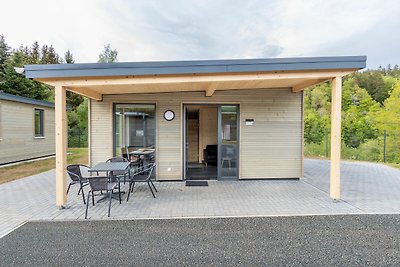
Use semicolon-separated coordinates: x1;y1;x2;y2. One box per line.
22;56;367;207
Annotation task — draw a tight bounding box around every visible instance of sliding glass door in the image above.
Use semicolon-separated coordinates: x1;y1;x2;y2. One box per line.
218;105;239;180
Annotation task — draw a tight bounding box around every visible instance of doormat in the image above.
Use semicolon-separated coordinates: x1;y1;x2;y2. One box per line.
185;180;208;186
188;175;216;180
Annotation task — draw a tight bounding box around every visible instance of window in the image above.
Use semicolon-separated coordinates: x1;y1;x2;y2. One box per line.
114;104;156;157
34;108;44;137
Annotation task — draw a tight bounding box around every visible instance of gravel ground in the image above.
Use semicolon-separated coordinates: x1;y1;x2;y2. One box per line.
0;214;399;266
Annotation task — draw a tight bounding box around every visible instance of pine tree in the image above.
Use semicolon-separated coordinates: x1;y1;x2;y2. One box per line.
64;49;74;64
0;34;10;71
0;51;52;99
98;44;118;63
28;41;40;64
63;49;83;109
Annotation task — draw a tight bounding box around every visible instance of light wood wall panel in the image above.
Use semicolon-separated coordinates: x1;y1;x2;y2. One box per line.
0;100;55;164
187;119;199;163
90;88;302;180
198;107;218;162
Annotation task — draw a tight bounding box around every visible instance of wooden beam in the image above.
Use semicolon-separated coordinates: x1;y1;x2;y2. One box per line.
65;87;102;101
55;85;67;208
330;76;342;200
292;78;330;92
205;83;217;97
36;70;355;88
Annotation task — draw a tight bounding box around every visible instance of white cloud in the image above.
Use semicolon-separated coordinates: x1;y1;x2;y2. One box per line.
0;0;399;67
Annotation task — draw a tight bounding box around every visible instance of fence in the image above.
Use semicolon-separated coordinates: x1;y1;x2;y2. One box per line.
305;129;400;164
68;128;88;148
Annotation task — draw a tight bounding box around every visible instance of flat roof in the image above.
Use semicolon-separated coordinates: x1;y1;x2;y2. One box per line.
0;92;55;108
24;56;367;79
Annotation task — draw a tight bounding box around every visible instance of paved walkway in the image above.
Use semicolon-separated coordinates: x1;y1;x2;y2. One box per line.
304;159;400;213
1;159;400;237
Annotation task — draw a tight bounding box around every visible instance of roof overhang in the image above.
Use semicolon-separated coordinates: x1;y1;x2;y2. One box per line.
23;56;366;101
0;92;55;108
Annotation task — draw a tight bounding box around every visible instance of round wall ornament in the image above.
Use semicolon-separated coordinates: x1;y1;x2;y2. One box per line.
164;110;175;121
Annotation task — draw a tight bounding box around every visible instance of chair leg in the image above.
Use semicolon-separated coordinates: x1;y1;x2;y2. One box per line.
127;182;132;202
108;190;113;217
85;191;91;219
131;182;135;192
92;191;95;206
118;185;121;204
77;187;81;195
148;182;156;198
150;180;157;192
66;183;72;195
81;185;86;204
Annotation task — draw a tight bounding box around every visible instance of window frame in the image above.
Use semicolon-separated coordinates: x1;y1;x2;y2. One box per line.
113;103;157;157
34;108;45;138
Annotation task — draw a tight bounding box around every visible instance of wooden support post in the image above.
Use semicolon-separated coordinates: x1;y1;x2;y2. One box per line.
330;77;342;200
55;86;67;208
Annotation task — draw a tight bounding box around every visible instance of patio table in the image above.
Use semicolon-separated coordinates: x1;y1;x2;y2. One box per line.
88;162;131;202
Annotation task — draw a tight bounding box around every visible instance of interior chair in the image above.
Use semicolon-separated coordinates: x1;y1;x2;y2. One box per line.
85;176;120;219
66;165;90;204
203;144;218;166
126;163;157;201
221;145;236;169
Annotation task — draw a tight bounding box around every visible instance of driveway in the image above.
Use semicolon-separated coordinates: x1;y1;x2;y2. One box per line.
1;215;399;266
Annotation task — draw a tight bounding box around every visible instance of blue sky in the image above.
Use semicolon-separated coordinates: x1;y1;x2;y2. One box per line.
1;0;399;68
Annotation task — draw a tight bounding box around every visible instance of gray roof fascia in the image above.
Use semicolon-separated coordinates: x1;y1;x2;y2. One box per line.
0;92;55;108
24;56;367;79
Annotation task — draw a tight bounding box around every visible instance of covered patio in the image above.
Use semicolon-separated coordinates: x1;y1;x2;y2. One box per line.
22;56;367;208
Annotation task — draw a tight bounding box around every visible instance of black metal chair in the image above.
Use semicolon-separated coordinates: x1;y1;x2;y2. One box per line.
85;176;120;219
126;163;157;201
66;165;90;204
106;157;130;184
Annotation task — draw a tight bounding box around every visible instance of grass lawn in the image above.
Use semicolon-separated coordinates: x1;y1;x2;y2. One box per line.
0;148;88;185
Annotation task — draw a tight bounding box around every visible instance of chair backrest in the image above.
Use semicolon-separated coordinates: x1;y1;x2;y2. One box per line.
88;177;109;192
135;163;155;180
67;165;83;182
106;157;128;163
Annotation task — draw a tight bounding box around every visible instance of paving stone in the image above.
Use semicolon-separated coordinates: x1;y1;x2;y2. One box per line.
2;159;400;237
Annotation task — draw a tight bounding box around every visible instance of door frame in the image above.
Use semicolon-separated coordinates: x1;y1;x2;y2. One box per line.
217;104;240;180
182;103;240;180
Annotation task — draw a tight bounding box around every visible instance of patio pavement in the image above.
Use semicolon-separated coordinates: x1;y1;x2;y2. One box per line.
1;159;400;238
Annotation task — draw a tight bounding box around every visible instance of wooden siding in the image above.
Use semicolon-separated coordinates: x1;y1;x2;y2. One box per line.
90;88;302;180
198;107;218;162
187;119;199;163
0;100;55;164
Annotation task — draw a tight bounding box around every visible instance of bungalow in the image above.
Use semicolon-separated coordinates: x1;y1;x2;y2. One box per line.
0;92;55;165
22;56;367;208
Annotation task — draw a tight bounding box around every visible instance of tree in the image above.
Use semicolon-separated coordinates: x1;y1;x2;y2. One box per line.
40;45;60;64
304;111;328;144
98;44;118;63
0;51;52;100
352;71;392;104
340;79;379;148
0;34;10;72
374;81;400;162
27;41;40;64
64;49;74;64
63;49;84;110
